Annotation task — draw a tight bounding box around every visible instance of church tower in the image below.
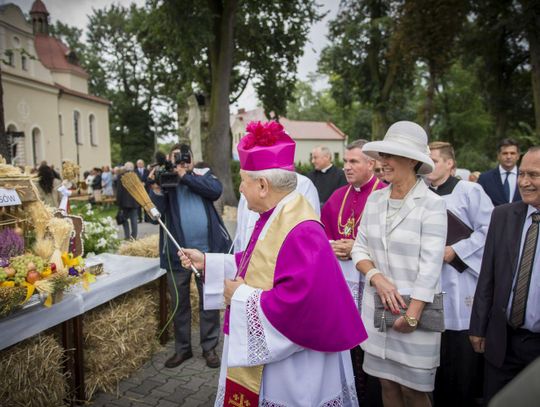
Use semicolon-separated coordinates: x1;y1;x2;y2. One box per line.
29;0;49;35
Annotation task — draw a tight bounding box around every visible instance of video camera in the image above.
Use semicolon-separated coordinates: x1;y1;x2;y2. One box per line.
152;144;192;189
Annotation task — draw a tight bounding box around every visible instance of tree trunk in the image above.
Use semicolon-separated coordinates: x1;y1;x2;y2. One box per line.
371;107;388;140
0;67;10;161
207;0;238;206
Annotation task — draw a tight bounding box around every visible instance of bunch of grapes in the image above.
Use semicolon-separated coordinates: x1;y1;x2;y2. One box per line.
0;269;6;282
10;254;46;284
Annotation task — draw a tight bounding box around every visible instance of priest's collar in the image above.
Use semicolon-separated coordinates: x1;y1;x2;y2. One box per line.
258;206;276;222
352;175;375;192
430;175;460;196
320;164;333;173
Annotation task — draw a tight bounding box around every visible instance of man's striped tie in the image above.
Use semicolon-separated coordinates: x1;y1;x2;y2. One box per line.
509;212;540;328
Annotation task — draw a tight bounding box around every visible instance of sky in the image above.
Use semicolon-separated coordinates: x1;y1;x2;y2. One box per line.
6;0;339;112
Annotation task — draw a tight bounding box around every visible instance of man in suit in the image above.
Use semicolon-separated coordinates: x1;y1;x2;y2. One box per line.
136;159;150;221
307;145;347;207
477;138;522;206
470;146;540;404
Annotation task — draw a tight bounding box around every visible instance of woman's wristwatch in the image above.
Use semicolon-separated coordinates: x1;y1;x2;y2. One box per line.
403;314;418;328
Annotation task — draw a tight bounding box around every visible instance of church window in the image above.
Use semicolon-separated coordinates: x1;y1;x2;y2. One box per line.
4;50;14;67
21;55;27;71
74;111;82;145
89;114;98;146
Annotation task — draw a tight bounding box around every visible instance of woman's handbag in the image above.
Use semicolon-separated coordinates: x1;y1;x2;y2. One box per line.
374;293;445;332
115;209;126;225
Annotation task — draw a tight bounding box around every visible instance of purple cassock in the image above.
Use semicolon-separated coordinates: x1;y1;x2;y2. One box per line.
321;176;387;240
224;206;367;352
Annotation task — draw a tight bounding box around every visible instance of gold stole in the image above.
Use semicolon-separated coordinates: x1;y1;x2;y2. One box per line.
224;194;319;406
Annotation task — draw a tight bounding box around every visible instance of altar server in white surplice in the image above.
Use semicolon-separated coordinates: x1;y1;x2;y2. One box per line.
427;141;493;406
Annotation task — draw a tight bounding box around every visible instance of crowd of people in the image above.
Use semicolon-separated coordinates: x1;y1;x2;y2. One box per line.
31;119;538;406
173;120;537;407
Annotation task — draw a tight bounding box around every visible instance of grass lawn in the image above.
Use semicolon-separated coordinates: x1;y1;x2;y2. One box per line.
70;200;119;220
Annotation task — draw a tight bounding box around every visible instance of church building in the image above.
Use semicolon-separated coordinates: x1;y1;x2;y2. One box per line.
0;0;111;171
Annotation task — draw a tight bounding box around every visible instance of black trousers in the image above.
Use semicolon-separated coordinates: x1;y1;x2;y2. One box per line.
434;329;483;406
484;326;540;405
350;345;383;407
167;268;220;354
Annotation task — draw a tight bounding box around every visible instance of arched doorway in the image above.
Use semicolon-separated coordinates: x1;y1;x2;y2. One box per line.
6;124;25;165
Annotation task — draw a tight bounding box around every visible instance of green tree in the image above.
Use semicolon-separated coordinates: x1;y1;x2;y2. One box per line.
286;79;372;140
85;4;174;164
398;0;468;130
141;0;322;205
462;0;531;140
430;61;493;171
520;0;540;139
319;0;413;139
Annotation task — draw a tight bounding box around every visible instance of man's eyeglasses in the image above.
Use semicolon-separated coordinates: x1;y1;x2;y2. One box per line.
374;168;383;173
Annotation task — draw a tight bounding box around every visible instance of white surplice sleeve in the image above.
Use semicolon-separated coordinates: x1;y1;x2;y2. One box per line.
203;253;237;310
227;284;303;368
450;183;493;278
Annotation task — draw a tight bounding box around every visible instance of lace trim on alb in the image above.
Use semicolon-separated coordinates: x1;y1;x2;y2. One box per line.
246;289;271;365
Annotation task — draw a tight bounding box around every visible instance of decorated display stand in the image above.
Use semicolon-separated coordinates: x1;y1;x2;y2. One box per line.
0;159;169;406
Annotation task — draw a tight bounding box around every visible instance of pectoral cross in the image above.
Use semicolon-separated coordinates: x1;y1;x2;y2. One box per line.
228;393;251;407
344;216;355;238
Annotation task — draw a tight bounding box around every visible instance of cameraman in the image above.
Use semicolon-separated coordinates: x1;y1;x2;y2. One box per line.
149;144;231;369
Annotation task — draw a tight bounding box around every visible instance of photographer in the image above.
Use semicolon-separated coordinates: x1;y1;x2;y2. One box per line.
149;144;231;369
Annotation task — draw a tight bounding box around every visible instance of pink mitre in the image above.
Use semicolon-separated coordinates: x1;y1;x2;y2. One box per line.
237;121;295;171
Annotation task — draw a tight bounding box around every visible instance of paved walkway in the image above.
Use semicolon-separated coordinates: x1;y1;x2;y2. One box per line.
91;331;222;406
93;219;236;405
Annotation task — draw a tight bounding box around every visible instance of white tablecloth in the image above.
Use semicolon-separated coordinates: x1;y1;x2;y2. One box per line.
0;253;164;351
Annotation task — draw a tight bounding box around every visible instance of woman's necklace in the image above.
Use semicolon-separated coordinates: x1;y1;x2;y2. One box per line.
337;179;380;238
386;178;420;222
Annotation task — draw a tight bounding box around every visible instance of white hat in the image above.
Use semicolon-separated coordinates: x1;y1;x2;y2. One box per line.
362;121;434;175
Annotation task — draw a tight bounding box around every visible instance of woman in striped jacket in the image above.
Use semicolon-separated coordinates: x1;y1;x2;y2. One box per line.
351;121;447;407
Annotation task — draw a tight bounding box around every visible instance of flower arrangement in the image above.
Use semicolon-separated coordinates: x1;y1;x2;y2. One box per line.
71;204;120;255
0;228;25;263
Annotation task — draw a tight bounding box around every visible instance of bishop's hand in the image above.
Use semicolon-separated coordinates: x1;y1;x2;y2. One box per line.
224;277;245;306
330;239;354;260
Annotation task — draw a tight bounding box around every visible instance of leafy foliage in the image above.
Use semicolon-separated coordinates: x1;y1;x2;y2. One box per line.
71;204;120;255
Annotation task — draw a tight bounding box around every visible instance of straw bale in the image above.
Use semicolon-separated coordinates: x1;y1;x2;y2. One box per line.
117;234;159;258
222;205;237;221
116;234;199;325
83;286;160;400
0;334;68;407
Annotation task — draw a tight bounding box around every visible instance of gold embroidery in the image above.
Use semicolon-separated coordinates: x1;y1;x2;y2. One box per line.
228;392;251;407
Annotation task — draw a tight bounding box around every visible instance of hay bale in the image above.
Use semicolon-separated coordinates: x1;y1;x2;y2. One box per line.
0;334;68;407
222;205;237;221
117;234;159;258
116;234;201;327
83;286;160;400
